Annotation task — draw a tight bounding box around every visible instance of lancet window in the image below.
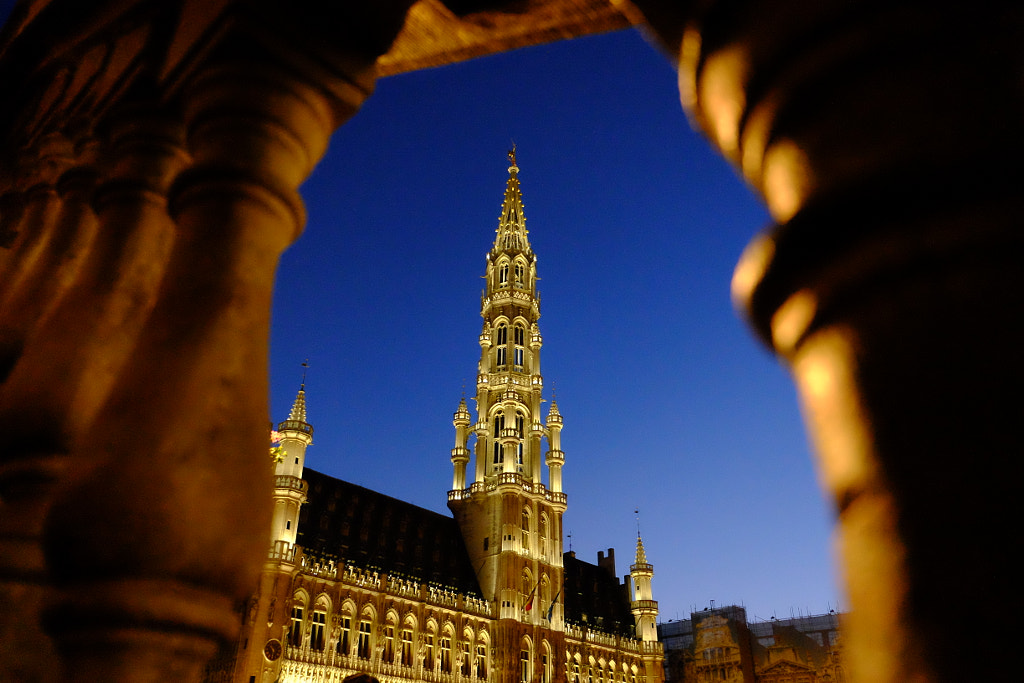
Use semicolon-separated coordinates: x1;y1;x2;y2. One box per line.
358;620;372;659
521;639;534;683
289;604;304;647
497;324;508;368
401;626;414;666
516;412;525;466
311;609;327;650
440;634;453;673
493;412;505;467
338;614;352;655
514;324;525;370
476;643;488;678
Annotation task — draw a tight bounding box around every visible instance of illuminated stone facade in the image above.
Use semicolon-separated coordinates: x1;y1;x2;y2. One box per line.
217;155;664;683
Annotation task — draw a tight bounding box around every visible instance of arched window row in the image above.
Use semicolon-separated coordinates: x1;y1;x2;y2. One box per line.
490;408;528;474
494;258;532;291
492;321;530;372
285;594;493;676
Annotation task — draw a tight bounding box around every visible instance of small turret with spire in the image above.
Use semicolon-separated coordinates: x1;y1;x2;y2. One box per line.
270;362;313;552
630;512;659;642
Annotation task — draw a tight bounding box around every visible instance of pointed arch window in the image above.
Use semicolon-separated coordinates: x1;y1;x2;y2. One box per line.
516;412;525;468
289;604;305;647
514;261;526;288
497;324;508;368
401;626;413;666
339;614;352;655
513;324;525;370
385;619;396;662
311;601;328;650
499;262;510;287
358;619;372;659
440;633;453;673
461;640;472;676
425;626;436;671
476;638;489;679
493;412;505;467
520;639;534;683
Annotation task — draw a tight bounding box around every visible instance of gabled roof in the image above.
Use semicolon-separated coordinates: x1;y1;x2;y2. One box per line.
297;468;482;597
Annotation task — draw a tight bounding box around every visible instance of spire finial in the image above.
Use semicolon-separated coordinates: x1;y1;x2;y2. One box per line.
287;361;309;423
634;511;648;565
508;142;517;169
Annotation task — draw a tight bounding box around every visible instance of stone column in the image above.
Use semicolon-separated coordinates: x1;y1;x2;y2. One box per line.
38;40;376;679
625;2;1024;681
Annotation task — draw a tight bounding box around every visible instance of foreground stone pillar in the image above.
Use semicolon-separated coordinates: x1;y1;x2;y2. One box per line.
625;2;1024;681
0;2;413;680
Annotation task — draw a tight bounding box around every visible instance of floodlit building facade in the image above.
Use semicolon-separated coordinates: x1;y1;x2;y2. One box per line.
216;153;665;683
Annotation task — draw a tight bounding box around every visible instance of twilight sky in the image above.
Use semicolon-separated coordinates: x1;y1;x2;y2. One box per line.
268;28;841;624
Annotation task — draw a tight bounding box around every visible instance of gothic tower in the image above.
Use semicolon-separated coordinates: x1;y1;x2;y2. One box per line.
449;149;567;682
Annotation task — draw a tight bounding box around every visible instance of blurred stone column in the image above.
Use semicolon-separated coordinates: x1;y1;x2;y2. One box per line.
37;33;382;681
625;2;1024;681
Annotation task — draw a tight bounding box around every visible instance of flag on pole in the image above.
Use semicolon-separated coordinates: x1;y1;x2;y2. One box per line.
546;588;562;622
524;582;539;611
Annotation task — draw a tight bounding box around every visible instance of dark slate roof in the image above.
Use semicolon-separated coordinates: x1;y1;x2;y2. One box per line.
297;469;482;597
562;552;634;637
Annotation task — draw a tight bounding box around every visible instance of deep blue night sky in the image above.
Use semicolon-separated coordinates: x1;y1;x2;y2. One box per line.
269;29;840;622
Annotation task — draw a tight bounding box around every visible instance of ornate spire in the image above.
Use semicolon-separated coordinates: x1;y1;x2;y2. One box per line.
288;359;309;422
278;361;313;441
635;532;648;565
547;399;562;423
288;385;307;423
493;146;531;256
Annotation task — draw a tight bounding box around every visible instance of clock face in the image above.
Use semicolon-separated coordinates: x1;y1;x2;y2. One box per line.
264;639;283;661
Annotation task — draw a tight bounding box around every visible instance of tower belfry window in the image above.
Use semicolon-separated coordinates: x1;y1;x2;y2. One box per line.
515;262;525;288
516;413;525;467
493;413;505;466
514;325;525;370
499;262;509;287
497;324;508;368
